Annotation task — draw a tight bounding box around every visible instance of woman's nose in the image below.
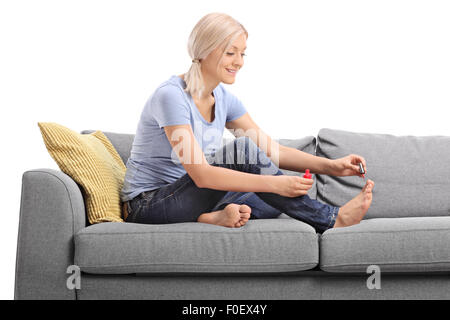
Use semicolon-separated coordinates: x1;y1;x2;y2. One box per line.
234;55;244;68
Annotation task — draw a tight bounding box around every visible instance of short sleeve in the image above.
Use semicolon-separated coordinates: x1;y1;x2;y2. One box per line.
225;89;247;122
151;85;191;128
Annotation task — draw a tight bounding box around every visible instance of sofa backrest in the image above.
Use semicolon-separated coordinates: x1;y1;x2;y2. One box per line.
316;128;450;219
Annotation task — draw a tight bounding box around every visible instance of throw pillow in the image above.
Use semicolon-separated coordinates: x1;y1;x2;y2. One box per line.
37;122;126;224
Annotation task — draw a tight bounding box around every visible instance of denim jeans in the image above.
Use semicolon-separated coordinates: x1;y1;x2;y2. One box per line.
126;136;340;233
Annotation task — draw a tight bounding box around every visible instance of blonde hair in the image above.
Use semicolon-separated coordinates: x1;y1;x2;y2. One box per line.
184;12;248;100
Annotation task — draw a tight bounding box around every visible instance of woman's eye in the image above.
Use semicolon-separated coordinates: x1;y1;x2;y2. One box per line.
227;52;246;57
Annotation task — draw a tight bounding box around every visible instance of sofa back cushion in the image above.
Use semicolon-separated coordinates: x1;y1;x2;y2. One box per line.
316;128;450;219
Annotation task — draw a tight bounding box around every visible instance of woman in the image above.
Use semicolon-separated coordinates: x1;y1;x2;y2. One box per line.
121;12;375;233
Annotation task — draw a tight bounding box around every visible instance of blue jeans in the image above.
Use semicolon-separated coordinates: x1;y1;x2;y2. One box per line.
126;136;340;233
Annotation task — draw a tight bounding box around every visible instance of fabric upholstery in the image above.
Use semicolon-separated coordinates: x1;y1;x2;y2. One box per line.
74;218;319;274
316;128;450;219
320;216;450;273
15;169;86;300
78;274;322;300
77;273;450;300
319;274;450;300
38;122;126;223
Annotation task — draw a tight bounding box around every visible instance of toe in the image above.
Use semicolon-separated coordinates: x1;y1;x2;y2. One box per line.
364;181;373;192
239;204;252;214
240;212;251;219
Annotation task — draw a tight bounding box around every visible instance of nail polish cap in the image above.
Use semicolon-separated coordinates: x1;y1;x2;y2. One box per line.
303;169;312;179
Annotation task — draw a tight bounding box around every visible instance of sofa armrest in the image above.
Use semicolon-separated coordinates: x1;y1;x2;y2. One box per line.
15;169;86;300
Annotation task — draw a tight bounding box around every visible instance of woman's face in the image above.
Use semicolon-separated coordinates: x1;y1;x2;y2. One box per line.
203;33;247;85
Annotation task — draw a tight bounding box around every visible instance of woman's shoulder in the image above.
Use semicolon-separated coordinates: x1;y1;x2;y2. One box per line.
151;76;188;103
155;75;185;93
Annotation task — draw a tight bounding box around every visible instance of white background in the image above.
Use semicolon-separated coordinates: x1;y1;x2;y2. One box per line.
1;0;449;299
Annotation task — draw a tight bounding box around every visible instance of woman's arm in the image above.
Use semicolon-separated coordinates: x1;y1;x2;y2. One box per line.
277;145;334;175
225;113;334;174
163;124;312;197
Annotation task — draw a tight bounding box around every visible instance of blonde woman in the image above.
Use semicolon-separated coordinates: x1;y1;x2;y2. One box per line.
121;12;375;233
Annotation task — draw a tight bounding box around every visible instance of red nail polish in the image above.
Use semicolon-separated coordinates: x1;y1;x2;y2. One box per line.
303;169;312;179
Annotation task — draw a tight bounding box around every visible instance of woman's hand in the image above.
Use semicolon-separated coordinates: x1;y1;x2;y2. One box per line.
329;154;367;178
274;175;314;197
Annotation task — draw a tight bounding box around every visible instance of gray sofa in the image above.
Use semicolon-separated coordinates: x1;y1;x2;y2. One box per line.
15;128;450;299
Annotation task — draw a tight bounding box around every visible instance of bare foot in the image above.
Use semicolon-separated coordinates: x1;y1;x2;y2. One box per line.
234;204;251;227
333;179;374;228
198;204;251;228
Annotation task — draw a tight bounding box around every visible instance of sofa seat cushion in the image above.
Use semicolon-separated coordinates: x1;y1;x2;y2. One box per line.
75;218;319;274
320;216;450;273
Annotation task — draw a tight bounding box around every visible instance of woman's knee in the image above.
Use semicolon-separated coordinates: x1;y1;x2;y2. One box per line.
213;136;278;174
233;136;259;162
213;137;257;165
234;136;255;149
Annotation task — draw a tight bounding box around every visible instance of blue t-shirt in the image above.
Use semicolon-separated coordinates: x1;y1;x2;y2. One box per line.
121;75;247;202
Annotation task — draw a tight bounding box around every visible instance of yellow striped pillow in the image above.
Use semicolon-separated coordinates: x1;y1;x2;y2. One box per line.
38;122;126;224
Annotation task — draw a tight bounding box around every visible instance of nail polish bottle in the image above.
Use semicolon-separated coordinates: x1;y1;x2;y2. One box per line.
359;163;365;178
303;169;312;179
